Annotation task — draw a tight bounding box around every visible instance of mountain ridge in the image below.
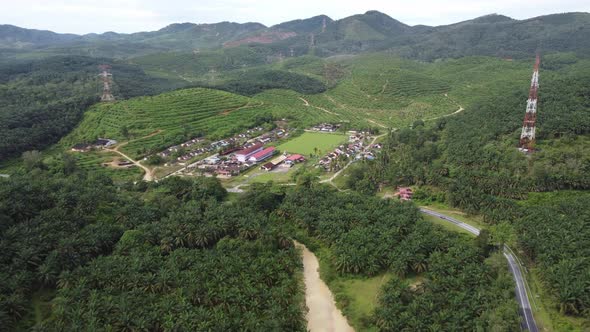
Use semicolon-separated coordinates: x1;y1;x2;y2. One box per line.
1;10;589;59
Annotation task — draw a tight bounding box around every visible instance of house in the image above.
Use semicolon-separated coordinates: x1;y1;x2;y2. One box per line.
261;162;276;171
95;138;117;148
220;147;240;156
249;147;276;163
394;187;413;201
235;144;263;162
285;154;305;165
270;155;287;165
71;143;92;152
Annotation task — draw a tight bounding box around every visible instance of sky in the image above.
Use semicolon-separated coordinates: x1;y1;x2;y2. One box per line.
2;0;589;34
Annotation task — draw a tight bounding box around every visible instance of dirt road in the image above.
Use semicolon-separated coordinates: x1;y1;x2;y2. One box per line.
294;241;354;332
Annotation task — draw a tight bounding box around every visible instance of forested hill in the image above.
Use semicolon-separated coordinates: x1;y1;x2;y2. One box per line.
0;56;187;162
1;11;589;59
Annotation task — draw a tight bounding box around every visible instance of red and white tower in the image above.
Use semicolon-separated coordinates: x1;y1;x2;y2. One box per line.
519;54;540;152
99;64;115;102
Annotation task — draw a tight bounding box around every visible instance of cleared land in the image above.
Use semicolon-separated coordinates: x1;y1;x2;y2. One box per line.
275;132;347;156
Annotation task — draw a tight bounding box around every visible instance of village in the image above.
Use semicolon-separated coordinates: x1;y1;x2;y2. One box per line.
69;122;384;185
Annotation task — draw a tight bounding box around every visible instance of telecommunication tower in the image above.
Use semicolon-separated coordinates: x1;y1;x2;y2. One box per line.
98;64;115;102
519;54;540;152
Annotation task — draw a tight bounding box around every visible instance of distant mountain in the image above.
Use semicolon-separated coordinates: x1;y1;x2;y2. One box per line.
1;11;589;59
0;24;79;48
398;12;590;59
0;21;266;57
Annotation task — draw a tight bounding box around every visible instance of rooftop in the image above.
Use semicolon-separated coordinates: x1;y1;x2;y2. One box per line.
250;146;276;160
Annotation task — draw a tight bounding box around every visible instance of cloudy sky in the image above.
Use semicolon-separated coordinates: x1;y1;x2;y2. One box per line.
2;0;589;34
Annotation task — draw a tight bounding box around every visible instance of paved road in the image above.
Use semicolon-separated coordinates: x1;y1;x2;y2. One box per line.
420;208;539;332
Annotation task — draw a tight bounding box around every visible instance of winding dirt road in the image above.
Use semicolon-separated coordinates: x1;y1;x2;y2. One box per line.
294;241;354;332
106;148;153;181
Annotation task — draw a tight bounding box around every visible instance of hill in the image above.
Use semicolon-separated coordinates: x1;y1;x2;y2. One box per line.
0;55;186;162
63;88;270;158
2;11;589;60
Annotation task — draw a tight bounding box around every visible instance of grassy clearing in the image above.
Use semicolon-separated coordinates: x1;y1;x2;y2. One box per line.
275;132;347;156
333;273;393;331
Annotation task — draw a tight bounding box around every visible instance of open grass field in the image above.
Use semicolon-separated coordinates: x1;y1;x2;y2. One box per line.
334;273;393;332
275;132;348;156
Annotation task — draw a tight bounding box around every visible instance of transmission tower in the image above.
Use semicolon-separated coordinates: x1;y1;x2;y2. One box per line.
98;64;115;102
519;54;540;152
322;17;327;33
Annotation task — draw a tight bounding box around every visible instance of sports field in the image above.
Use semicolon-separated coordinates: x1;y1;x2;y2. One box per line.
276;132;347;155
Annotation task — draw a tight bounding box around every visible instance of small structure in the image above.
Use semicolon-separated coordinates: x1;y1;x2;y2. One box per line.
249;147;276;163
285;154;305;165
394;187;413;201
71;143;92;152
261;162;276;171
235;143;263;162
95;138;117;148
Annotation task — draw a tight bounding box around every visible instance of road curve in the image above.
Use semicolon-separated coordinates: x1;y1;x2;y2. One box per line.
419;208;538;332
105;148;153;181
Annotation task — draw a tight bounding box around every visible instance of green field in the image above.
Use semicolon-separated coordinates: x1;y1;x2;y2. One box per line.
275;132;348;155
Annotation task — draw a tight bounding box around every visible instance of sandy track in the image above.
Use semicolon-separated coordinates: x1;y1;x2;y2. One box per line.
294;241;354;332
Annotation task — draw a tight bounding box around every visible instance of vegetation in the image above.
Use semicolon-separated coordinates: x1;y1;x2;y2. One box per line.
279;185;520;330
63;88;273;159
345;53;590;326
517;192;590;317
0;167;305;330
0;55;185;162
2;10;590;331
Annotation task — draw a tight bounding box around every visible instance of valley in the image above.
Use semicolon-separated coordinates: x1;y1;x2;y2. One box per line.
1;7;589;332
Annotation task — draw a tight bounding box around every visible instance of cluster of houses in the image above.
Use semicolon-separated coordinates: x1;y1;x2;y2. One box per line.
189;143;278;177
71;138;117;152
311;123;341;132
318;131;381;170
156;128;267;164
154;126;291;166
186;141;307;177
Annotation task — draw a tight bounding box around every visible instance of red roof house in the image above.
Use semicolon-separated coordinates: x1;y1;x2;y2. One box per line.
249;147;276;163
285;154;305;164
394;187;413;201
235;143;263;162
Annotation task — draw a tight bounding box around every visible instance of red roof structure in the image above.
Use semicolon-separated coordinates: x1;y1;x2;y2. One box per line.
394;187;413;201
249;147;276;162
286;154;305;162
236;143;263;156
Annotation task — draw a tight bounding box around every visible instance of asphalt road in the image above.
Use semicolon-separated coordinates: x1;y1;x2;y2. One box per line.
420;208;539;332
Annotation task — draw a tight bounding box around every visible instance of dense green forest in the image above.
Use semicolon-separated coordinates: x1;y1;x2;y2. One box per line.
279;185;520;330
0;162;521;330
0;56;186;162
0;167;305;330
346;54;590;323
